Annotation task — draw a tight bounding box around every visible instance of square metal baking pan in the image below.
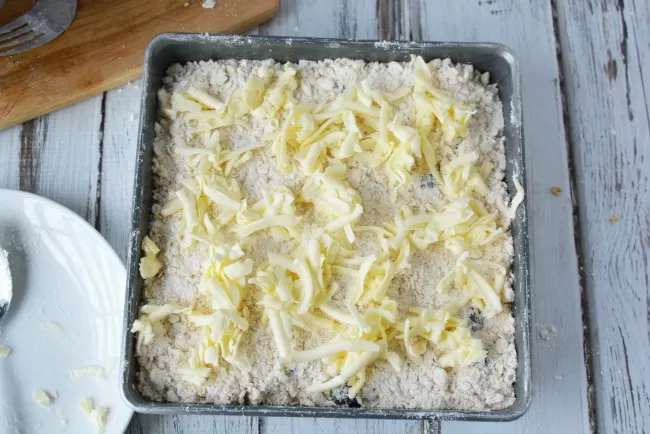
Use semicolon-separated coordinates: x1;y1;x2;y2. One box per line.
122;33;531;422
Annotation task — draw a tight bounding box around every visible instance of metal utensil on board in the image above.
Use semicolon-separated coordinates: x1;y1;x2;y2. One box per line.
0;0;77;56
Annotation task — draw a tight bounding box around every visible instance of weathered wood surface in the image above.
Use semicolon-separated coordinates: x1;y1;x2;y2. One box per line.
555;0;650;433
2;0;648;432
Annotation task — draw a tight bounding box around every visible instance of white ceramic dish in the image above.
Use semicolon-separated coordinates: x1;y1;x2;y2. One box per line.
0;190;132;434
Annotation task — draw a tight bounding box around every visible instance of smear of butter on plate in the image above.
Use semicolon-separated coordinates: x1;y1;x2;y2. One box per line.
40;321;64;334
71;366;106;379
0;344;11;358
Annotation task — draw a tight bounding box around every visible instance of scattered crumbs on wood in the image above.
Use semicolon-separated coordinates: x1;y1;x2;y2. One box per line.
539;325;557;341
551;186;562;196
608;215;621;224
184;2;189;6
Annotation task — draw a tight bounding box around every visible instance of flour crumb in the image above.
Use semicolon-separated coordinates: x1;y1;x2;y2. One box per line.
554;375;563;380
539;326;557;341
202;0;216;8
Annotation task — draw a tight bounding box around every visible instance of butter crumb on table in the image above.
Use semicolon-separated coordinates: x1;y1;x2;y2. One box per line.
80;397;109;434
33;390;54;406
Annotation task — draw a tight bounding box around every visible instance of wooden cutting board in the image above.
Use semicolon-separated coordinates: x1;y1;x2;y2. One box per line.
0;0;279;130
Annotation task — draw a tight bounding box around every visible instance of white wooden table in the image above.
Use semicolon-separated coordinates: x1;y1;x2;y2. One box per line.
1;0;648;433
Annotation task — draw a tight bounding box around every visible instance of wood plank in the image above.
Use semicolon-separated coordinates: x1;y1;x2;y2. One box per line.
127;414;259;434
555;0;650;432
261;1;419;433
409;1;591;433
19;96;104;222
0;125;21;190
0;0;279;130
263;418;421;434
99;82;140;261
258;0;377;39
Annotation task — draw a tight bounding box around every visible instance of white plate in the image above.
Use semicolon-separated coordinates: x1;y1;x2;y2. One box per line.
0;190;132;434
